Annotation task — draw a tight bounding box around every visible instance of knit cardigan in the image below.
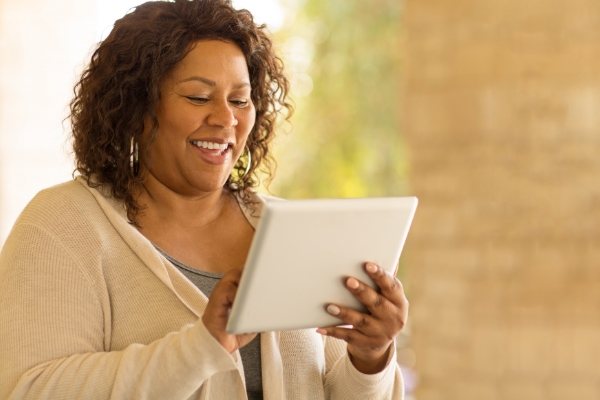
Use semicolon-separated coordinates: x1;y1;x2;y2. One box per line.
0;177;404;399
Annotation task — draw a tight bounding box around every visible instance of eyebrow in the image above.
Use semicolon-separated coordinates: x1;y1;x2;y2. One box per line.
179;76;250;89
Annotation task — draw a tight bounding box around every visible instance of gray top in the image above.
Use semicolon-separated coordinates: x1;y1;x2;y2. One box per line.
154;246;263;400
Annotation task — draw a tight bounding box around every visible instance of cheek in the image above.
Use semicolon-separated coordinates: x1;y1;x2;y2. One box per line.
239;108;257;135
163;111;200;136
157;99;200;137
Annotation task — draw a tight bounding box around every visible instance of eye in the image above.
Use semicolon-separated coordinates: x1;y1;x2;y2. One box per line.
229;99;249;108
186;96;209;104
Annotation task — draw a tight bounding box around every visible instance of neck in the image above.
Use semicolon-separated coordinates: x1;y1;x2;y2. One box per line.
135;173;232;230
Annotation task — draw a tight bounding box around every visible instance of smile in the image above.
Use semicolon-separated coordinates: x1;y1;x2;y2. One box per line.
190;140;229;151
190;140;232;165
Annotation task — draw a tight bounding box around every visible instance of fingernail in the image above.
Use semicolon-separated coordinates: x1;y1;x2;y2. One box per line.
316;328;327;335
347;277;359;289
326;304;340;315
366;263;378;273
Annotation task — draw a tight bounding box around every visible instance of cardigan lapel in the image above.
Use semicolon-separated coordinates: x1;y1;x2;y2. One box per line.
236;191;286;399
76;177;209;317
261;331;285;400
79;177;285;398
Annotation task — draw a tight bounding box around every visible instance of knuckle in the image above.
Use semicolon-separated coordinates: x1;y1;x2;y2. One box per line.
370;339;387;351
398;319;406;330
375;330;395;344
385;333;396;343
355;316;370;329
373;294;386;309
396;311;407;330
344;330;354;342
396;278;405;291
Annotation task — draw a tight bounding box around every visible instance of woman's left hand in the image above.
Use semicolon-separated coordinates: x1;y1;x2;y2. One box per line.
316;262;409;374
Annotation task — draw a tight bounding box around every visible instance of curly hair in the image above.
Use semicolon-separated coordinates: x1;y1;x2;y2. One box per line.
70;0;291;224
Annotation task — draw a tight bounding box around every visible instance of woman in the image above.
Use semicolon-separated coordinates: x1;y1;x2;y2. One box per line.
0;0;408;399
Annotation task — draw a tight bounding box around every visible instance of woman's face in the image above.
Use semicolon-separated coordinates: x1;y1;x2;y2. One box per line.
142;40;256;196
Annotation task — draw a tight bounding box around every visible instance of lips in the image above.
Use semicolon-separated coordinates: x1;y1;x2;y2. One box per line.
190;139;233;166
190;140;229;151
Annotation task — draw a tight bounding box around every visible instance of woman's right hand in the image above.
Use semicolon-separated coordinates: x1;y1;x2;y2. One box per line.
201;268;257;354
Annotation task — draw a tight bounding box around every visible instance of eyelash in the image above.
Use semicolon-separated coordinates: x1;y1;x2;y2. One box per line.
187;97;249;108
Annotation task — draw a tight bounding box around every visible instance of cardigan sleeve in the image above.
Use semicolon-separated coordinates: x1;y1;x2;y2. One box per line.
322;335;405;400
0;223;238;400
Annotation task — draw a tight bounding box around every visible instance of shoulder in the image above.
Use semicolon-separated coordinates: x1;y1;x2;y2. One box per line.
257;193;284;203
15;179;101;231
7;177;123;253
236;190;284;229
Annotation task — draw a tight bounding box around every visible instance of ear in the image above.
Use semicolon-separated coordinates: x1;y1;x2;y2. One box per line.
141;114;155;138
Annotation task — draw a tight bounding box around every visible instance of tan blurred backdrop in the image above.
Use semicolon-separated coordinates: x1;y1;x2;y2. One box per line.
1;0;599;398
404;0;600;398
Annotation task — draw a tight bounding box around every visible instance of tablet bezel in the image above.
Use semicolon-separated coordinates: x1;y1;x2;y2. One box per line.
226;196;417;334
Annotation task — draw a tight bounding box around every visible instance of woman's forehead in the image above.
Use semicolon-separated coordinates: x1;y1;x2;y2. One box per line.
167;40;250;86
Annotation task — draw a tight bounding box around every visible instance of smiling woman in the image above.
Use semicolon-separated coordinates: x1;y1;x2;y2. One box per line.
70;0;289;225
142;41;256;197
137;40;258;275
0;0;407;399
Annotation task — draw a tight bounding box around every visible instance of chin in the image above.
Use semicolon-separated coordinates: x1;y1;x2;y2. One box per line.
189;175;230;194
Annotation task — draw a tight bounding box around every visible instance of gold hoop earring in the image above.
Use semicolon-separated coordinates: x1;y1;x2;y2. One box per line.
130;137;139;177
243;146;252;176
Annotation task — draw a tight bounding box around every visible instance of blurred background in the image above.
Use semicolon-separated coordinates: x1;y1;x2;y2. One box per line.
1;0;599;399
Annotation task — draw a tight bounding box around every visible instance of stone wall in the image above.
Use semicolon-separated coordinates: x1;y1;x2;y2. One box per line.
403;1;600;398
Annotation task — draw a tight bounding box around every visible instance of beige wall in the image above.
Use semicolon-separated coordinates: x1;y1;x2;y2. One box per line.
404;0;600;399
0;0;97;245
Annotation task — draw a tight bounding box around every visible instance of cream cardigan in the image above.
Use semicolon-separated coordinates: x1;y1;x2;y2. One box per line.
0;178;404;399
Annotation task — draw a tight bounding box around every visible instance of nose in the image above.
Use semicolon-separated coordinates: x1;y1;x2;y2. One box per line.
206;100;238;128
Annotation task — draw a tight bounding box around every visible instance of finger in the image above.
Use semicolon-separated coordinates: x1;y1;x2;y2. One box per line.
316;325;369;346
364;263;407;307
214;268;243;296
324;304;377;336
222;268;243;286
210;272;243;317
345;276;390;315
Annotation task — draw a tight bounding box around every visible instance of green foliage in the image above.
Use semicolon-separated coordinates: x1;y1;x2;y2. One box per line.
266;0;407;199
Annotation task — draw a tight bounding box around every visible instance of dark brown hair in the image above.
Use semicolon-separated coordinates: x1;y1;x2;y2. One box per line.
70;0;291;224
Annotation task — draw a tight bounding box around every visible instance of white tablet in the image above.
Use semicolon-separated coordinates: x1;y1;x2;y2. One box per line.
226;196;418;334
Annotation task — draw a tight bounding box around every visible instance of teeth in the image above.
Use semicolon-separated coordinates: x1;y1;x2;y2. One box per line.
191;141;229;151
